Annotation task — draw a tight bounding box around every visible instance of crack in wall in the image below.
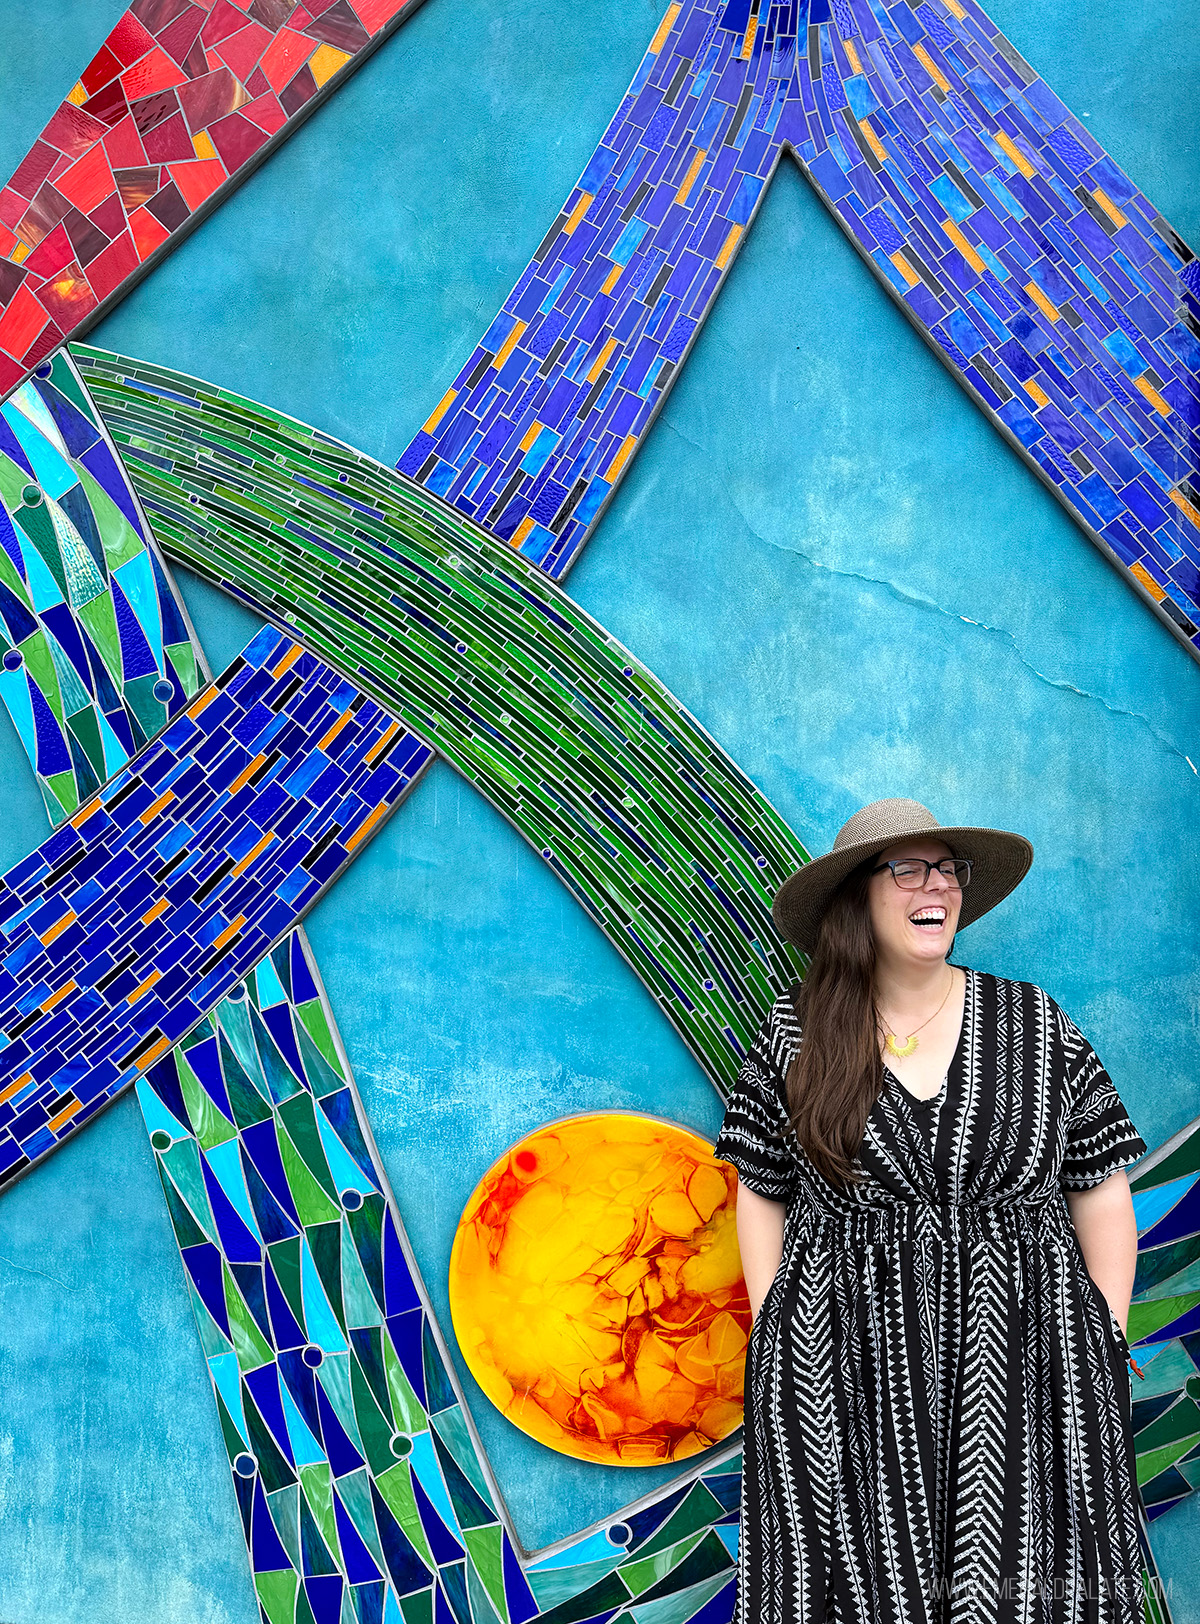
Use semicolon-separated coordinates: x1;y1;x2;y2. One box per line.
0;1252;76;1292
654;416;1198;782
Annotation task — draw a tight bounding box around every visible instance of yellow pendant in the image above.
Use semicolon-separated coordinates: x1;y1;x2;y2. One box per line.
885;1032;919;1058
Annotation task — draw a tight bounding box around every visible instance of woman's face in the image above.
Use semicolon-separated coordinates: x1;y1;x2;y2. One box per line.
866;837;963;969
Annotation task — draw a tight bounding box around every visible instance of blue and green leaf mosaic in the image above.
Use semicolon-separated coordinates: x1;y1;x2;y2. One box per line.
0;348;200;822
138;950;749;1624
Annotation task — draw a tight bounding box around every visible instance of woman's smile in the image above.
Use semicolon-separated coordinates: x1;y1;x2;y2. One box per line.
907;904;948;933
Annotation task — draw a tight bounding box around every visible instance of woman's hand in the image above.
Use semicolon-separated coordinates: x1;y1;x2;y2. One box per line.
1065;1169;1138;1333
735;1181;786;1321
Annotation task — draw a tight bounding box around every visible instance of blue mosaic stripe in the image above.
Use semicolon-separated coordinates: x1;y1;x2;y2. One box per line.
0;625;432;1188
397;0;783;573
400;0;1200;658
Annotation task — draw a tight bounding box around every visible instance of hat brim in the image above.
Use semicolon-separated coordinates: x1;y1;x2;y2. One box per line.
771;825;1033;954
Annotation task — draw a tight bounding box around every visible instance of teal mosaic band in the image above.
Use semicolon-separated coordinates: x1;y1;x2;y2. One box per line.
72;342;811;1097
0;350;204;822
134;932;748;1623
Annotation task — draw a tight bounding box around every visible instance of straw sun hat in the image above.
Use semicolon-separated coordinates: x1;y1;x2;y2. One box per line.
772;798;1034;954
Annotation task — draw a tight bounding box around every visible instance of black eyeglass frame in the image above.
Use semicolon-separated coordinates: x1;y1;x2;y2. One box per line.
869;857;974;889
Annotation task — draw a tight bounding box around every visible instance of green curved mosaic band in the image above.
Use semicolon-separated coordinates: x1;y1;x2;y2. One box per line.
72;342;810;1095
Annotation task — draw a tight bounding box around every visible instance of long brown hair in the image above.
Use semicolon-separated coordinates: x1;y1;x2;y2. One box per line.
784;853;884;1190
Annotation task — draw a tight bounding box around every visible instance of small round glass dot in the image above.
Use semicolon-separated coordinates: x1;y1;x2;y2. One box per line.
541;848;552;859
233;1452;257;1478
338;473;348;483
153;679;175;703
756;856;767;868
389;1433;413;1459
150;1129;172;1152
35;362;52;379
608;1524;632;1546
622;666;633;677
455;642;467;653
3;649;23;671
21;485;42;507
302;1344;324;1368
703;979;714;991
341;1188;363;1212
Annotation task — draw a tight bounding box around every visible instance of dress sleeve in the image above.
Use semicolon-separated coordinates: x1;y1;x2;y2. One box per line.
712;998;798;1202
1059;1021;1148;1192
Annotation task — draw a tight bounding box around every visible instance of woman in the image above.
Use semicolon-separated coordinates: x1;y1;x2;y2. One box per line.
713;798;1147;1624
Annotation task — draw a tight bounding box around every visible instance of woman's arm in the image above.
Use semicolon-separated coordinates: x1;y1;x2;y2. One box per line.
1065;1169;1138;1332
735;1180;786;1320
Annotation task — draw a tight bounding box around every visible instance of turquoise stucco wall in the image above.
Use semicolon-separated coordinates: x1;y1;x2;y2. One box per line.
0;1;1198;1619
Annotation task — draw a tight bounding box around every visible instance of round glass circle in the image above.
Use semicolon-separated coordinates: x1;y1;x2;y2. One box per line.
448;1112;750;1466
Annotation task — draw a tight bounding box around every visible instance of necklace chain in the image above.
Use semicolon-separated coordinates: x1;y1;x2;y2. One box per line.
878;966;954;1059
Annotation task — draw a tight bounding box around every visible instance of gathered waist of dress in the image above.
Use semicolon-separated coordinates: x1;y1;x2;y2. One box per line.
789;1196;1075;1248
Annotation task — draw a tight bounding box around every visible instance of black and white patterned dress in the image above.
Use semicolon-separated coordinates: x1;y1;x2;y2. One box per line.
713;965;1148;1624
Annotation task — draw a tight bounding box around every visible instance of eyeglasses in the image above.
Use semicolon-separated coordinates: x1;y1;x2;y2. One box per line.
870;857;973;890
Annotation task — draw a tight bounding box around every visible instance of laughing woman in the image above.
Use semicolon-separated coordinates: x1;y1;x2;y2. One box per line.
714;798;1147;1624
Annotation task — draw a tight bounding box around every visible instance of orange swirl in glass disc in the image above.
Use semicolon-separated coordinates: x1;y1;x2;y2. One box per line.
448;1112;750;1466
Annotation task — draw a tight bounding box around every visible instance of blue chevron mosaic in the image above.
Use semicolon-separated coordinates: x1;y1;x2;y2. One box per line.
400;0;1200;660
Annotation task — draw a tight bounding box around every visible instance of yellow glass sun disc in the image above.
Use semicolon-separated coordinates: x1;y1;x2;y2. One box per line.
448;1112;750;1466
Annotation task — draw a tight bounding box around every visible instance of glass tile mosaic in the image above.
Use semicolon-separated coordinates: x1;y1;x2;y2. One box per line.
0;0;423;394
0;353;755;1618
395;0;1200;663
72;343;812;1098
0;349;1189;1619
0;5;1192;1609
0;348;201;820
